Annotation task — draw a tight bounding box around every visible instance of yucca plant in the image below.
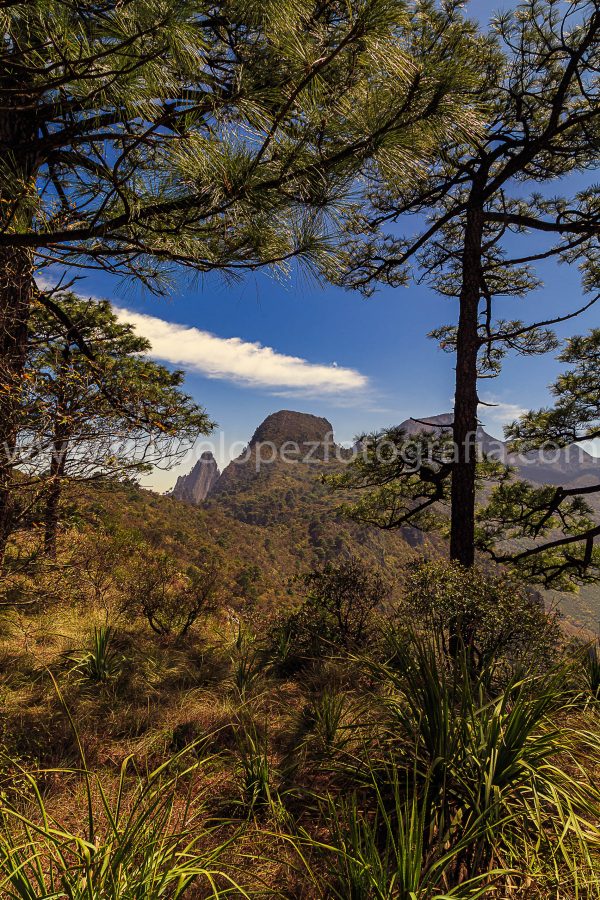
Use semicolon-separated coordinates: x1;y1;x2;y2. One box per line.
230;626;264;700
66;625;123;684
299;763;507;899
582;642;600;700
0;751;248;899
350;630;600;896
305;686;349;753
233;722;273;816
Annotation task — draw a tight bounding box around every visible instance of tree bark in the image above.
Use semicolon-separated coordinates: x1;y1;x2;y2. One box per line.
451;203;483;568
0;247;34;561
44;435;68;559
0;86;38;563
448;202;483;655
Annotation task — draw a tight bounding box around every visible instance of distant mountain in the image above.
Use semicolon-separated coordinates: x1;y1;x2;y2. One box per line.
170;409;600;507
397;412;600;486
249;410;335;451
210;410;340;500
171;451;220;504
159;409;600;631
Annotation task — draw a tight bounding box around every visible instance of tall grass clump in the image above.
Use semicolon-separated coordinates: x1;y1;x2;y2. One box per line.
233;720;273;815
297;630;600;898
0;749;247;898
582;641;600;700
66;625;123;684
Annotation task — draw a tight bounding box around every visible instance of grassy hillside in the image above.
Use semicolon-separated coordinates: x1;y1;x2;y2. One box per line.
1;465;599;896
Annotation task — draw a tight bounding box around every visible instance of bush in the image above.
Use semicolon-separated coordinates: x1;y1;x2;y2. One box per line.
401;558;560;674
126;547;223;638
267;557;387;671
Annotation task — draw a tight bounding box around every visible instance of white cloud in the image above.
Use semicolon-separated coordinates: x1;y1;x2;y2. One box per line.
478;398;527;429
114;306;368;395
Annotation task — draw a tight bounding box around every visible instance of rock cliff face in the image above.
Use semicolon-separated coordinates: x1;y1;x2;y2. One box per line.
249;410;335;451
210;410;338;498
171;452;220;504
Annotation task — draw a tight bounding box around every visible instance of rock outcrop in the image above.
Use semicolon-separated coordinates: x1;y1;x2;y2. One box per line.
171;451;220;504
249;410;335;452
210;410;338;499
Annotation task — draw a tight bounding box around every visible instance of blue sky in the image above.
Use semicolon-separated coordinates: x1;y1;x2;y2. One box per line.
58;0;599;491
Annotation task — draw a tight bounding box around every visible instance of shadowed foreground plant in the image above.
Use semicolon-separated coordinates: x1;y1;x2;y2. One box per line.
323;631;600;897
297;763;508;899
230;625;265;699
66;625;123;684
304;686;350;754
233;721;273;816
582;642;600;701
0;750;248;899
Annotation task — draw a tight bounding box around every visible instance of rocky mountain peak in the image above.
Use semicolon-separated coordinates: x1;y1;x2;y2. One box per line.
249;410;335;450
398;413;455;435
171;451;220;504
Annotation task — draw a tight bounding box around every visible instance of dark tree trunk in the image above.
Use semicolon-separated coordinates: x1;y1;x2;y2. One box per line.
44;441;67;559
449;203;483;654
0;91;38;563
0;247;34;561
44;357;70;559
451;204;483;567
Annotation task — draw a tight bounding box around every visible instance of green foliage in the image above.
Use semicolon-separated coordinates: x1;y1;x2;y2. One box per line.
234;565;262;604
0;0;482;281
24;293;212;469
332;632;600;896
307;556;387;648
229;625;265;699
325;426;454;532
479;328;600;586
66;625;123;684
332;0;600;578
126;547;223;638
304;685;349;753
401;558;561;674
325;424;507;534
0;753;247;898
14;293;213;553
306;766;507;899
506;329;600;452
233;721;273;815
268;557;386;670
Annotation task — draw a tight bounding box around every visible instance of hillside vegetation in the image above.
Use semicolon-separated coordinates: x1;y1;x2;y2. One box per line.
1;435;599;897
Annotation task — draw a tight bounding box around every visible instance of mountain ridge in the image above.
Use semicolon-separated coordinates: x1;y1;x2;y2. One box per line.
169;409;600;505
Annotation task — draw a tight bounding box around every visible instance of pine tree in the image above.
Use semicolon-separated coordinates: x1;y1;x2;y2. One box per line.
21;293;212;557
0;0;481;555
479;328;600;589
337;0;600;569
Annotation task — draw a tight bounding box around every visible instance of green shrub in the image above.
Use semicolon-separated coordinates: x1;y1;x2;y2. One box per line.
125;547;222;638
269;557;388;668
402;558;560;674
